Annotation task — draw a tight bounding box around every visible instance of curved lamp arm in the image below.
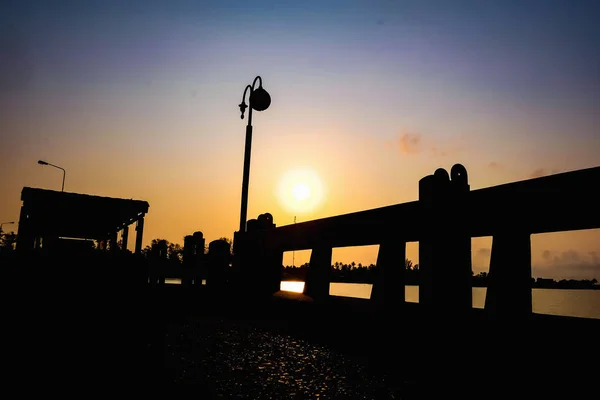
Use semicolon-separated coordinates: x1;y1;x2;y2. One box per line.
252;76;263;89
239;84;252;119
38;160;65;191
239;76;264;119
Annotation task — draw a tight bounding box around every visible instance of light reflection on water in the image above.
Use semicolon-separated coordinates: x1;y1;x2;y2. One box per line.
161;279;600;319
279;281;600;320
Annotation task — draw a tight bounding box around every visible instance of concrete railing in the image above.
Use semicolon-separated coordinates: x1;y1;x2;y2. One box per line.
230;164;600;320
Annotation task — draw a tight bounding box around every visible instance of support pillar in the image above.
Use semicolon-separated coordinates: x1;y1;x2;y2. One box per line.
418;164;472;317
267;248;284;295
121;225;129;251
371;239;405;309
135;215;144;254
16;204;35;252
485;232;532;320
257;243;283;296
303;246;332;301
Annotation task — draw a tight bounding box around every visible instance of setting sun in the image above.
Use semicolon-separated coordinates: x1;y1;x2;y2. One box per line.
276;168;325;214
292;182;311;201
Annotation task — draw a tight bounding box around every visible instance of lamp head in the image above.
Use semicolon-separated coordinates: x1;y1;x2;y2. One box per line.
250;86;271;112
38;160;49;165
239;101;248;119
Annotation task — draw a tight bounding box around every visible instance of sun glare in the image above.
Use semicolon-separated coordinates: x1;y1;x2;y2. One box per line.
277;168;325;214
292;182;311;201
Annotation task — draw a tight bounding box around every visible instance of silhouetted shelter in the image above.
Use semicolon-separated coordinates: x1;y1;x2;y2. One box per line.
16;187;149;253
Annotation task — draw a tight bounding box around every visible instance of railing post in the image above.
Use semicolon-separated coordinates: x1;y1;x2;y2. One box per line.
485;232;532;320
231;213;280;300
418;164;472;317
448;164;472;314
303;246;332;301
370;238;405;310
256;213;282;296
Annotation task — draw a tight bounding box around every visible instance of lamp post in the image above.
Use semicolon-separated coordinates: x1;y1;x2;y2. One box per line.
38;160;66;191
238;76;271;232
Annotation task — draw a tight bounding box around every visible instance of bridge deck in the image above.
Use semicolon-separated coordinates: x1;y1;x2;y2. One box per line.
141;287;597;398
153;315;406;397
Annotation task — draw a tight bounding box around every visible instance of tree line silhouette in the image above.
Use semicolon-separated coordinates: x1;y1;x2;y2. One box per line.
0;231;596;289
281;259;598;289
0;228;17;253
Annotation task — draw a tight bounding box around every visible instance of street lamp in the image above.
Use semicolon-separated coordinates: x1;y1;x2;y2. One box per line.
238;76;271;232
38;160;66;191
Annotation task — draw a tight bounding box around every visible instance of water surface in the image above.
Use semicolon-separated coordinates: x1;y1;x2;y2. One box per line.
280;281;600;319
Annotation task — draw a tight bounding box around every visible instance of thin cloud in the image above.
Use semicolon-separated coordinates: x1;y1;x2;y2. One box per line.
534;249;600;280
394;131;464;158
488;162;502;170
398;132;421;154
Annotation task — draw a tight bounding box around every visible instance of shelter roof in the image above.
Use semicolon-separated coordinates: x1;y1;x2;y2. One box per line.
20;187;149;239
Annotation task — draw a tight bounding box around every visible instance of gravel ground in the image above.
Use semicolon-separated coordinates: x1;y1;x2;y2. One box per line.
158;316;407;398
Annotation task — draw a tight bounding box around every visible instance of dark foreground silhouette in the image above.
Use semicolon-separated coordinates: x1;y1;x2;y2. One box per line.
1;251;597;398
4;164;599;397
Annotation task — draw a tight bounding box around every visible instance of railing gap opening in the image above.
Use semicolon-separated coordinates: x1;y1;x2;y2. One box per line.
281;249;312;292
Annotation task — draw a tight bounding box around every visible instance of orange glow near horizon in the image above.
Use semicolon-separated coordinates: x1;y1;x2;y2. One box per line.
1;2;599;282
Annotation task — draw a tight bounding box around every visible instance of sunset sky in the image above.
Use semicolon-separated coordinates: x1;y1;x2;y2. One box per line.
1;1;599;280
